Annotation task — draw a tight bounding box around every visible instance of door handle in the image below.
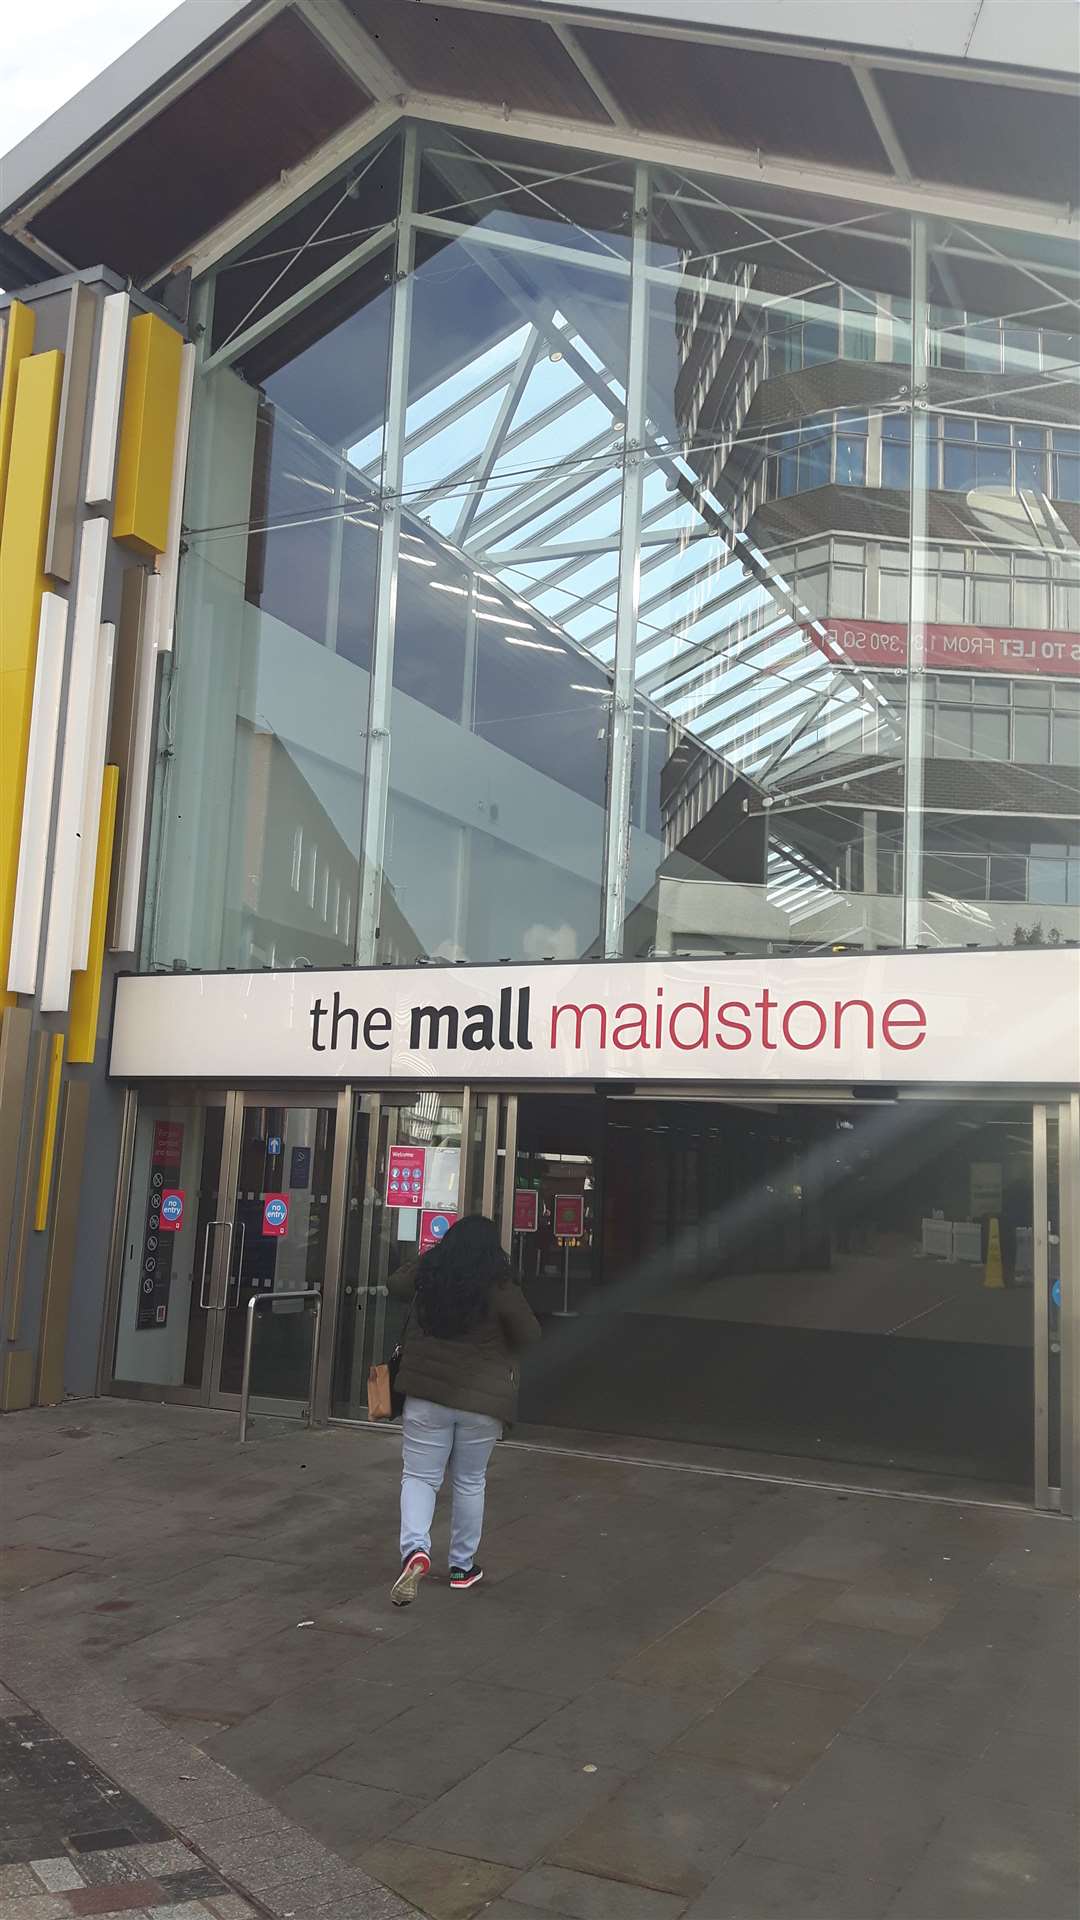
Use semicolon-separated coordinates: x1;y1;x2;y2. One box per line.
229;1219;247;1305
199;1218;227;1309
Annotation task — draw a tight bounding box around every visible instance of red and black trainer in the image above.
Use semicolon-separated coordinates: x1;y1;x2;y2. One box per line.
391;1550;431;1607
449;1565;484;1591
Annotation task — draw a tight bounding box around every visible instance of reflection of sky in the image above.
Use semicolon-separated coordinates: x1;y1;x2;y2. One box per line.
340;263;866;798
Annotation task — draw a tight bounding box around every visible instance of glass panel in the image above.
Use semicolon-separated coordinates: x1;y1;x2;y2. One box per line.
515;1093;1035;1490
333;1090;465;1415
910;214;1080;949
112;1095;226;1390
627;172;912;955
150;223;394;971
218;1101;338;1397
375;217;629;962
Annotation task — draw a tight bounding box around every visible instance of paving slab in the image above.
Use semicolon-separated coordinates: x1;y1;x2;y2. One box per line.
551;1752;784;1898
3;1401;1077;1920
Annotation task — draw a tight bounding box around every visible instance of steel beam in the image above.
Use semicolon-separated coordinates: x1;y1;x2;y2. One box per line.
356;127;418;963
602;163;649;959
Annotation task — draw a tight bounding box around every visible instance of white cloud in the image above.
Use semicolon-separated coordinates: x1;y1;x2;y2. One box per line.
1;0;181;155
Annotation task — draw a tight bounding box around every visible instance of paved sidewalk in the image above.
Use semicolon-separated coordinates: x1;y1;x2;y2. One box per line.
1;1402;1077;1920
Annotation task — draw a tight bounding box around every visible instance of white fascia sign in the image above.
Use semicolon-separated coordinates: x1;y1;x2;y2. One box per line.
110;950;1080;1087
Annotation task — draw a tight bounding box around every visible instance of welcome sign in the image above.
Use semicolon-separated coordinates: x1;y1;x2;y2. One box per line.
110;950;1080;1087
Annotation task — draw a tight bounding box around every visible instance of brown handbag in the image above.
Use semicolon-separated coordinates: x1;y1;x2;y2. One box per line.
367;1362;393;1421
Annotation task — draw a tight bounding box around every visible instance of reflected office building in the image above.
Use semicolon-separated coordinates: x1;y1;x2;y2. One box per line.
0;0;1077;1510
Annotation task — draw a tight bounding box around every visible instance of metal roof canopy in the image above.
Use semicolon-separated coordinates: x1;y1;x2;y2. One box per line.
1;0;1077;288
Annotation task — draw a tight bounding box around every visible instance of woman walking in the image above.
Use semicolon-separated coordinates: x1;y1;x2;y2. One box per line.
388;1214;541;1607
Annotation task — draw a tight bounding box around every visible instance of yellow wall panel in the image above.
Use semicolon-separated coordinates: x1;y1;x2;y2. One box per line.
0;301;36;518
34;1032;64;1232
68;765;119;1062
0;349;64;1009
113;312;182;557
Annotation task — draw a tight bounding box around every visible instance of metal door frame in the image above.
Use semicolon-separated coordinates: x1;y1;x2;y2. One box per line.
101;1083;240;1406
208;1086;350;1417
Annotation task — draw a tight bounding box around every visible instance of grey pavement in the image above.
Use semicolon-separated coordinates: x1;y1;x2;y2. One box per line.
1;1400;1077;1920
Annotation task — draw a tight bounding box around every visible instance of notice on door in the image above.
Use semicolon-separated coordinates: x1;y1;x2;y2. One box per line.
554;1192;584;1240
386;1144;426;1207
419;1208;458;1254
136;1120;184;1329
262;1193;290;1238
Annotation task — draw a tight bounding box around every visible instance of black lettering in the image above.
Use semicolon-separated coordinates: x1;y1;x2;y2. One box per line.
516;984;533;1051
363;1007;391;1051
463;1004;495;1051
309;999;328;1052
410;1004;459;1050
330;991;359;1050
498;986;514;1051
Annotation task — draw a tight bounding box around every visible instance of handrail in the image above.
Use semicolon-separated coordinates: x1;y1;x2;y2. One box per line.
238;1287;322;1445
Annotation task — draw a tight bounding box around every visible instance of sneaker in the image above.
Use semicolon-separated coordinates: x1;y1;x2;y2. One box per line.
391;1550;431;1607
449;1565;484;1590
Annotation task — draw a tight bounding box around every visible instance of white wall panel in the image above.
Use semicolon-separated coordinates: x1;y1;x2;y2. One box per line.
6;592;69;995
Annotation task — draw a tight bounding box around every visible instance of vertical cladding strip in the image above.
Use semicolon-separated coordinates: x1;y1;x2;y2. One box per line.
0;349;64;1011
111;572;161;954
33;1032;64;1234
155;341;196;654
0;302;36;515
113;311;184;557
68;766;120;1063
44;283;98;584
37;1077;90;1404
40;516;109;1011
6;594;69;995
72;621;117;971
84;290;129;509
0;1007;32;1333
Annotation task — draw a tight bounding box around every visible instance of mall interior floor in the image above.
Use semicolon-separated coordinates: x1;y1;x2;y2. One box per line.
2;1401;1077;1920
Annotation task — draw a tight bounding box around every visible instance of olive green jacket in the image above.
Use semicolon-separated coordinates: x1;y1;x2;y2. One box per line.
388;1265;541;1425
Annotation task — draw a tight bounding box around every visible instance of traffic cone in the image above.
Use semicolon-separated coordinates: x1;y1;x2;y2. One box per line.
984;1217;1004;1289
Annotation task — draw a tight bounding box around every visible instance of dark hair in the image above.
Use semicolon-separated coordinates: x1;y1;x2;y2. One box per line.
414;1214;510;1339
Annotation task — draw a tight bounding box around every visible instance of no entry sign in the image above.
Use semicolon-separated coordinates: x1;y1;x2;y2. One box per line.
262;1193;290;1238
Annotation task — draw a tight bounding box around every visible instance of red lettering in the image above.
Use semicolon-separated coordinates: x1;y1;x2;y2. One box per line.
833;999;875;1049
755;989;778;1050
882;998;927;1050
669;989;710;1050
612;1003;649;1050
654;985;664;1049
716;1001;752;1049
782;1000;828;1050
551;1003;607;1050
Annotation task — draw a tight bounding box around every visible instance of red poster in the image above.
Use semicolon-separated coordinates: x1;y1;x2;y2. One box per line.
513;1189;539;1233
152;1120;185;1163
262;1193;289;1238
419;1208;458;1254
554;1192;584;1240
158;1190;185;1233
812;617;1080;679
386;1144;426;1208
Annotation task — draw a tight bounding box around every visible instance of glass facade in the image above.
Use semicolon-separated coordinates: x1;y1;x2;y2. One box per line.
144;125;1080;971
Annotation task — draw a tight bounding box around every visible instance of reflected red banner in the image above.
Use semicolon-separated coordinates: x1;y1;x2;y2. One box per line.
816;618;1080;677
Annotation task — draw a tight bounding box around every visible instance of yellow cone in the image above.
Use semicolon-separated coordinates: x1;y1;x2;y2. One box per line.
984;1217;1004;1289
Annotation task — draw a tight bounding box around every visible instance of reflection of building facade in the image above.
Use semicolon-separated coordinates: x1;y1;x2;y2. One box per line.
0;1;1076;1518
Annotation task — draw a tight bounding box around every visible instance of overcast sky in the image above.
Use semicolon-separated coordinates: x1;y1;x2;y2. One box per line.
2;0;180;154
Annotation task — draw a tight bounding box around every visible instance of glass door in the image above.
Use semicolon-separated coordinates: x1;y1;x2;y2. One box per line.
331;1088;466;1418
209;1093;340;1409
110;1089;230;1401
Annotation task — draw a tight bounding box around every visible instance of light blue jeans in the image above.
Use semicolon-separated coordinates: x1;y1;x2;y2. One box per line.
400;1396;502;1571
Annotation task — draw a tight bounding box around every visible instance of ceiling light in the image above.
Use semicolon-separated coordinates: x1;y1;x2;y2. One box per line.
570;683;606;693
505;636;562;653
430;581;468;595
399;551;437;567
477;612;533;627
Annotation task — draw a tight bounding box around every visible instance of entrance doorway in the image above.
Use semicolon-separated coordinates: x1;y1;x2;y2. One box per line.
508;1092;1052;1493
109;1088;341;1412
